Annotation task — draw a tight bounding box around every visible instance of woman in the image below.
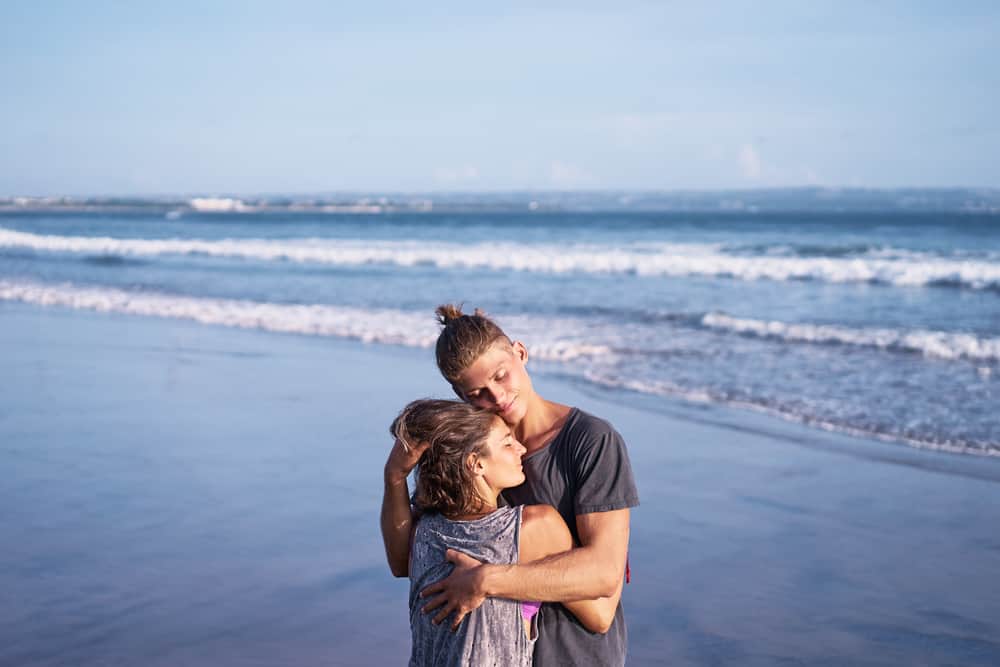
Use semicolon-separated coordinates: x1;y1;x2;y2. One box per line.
391;399;614;666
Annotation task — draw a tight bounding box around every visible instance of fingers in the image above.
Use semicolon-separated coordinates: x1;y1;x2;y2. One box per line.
423;598;468;632
424;595;465;631
450;608;469;632
431;600;455;626
393;437;415;459
397;437;429;454
421;593;446;613
416;552;482;633
444;548;480;568
420;580;444;600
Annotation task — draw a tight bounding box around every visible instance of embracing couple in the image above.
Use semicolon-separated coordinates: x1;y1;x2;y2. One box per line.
381;305;639;666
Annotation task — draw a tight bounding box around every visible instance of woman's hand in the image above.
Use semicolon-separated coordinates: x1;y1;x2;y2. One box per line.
384;436;429;483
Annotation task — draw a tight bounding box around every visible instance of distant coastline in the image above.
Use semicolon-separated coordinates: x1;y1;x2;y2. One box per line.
3;187;1000;215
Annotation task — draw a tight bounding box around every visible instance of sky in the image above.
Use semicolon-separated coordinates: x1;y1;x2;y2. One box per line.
2;1;999;195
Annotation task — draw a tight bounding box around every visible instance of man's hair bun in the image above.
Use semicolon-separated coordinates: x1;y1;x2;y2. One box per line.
435;304;465;326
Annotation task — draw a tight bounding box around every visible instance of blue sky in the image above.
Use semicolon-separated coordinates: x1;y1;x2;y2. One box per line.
2;1;998;195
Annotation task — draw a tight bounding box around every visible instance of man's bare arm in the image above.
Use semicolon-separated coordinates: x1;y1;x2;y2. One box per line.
380;438;428;578
518;505;623;634
422;508;630;627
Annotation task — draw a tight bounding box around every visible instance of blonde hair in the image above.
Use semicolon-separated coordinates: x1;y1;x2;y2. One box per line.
434;304;511;384
390;399;497;516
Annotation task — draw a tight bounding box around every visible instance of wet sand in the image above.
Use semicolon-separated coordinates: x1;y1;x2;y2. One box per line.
2;302;1000;665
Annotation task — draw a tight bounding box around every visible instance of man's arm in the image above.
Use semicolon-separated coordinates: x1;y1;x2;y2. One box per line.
422;508;630;628
380;437;428;578
517;504;623;634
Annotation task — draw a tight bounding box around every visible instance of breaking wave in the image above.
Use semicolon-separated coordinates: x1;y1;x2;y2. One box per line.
0;280;609;362
4;227;1000;290
700;313;1000;363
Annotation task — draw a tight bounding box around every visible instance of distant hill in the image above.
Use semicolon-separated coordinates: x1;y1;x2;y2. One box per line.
3;188;999;214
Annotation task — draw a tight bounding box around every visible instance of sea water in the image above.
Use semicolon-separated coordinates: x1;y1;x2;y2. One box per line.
2;199;998;455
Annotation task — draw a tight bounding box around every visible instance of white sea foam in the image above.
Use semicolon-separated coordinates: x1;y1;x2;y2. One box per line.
701;312;1000;362
4;227;1000;290
4;279;995;455
0;280;610;362
585;373;1000;457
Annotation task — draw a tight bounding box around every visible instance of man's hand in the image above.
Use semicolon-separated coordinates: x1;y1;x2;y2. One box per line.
420;549;493;631
385;436;429;483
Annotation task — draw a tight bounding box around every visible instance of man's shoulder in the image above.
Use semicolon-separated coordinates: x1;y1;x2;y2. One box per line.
562;408;621;443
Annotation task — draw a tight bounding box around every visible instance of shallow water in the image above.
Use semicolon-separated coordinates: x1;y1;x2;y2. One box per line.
2;206;999;456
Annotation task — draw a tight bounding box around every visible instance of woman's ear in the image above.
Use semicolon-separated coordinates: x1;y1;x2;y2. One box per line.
466;453;485;477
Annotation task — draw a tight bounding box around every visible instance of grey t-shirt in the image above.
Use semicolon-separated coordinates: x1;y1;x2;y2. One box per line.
409;506;535;667
502;408;640;667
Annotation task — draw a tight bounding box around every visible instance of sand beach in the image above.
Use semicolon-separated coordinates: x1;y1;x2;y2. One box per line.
3;302;1000;665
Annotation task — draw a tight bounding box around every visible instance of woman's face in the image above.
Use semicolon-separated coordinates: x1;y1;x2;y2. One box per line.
455;341;533;426
479;417;527;492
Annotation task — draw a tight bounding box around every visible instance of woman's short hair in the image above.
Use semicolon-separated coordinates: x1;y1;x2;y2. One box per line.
390;399;498;516
434;304;511;385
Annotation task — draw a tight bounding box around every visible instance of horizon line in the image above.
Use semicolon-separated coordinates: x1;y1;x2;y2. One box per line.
5;185;1000;200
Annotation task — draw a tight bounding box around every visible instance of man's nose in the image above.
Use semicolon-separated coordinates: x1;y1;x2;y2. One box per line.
477;388;498;407
487;383;506;406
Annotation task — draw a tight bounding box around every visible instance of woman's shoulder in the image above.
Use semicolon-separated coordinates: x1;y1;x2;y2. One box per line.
420;507;525;545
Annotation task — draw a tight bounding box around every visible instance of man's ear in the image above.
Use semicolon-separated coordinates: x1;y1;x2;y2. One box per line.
512;340;528;364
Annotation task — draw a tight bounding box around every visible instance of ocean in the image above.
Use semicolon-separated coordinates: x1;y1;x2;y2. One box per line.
2;198;999;455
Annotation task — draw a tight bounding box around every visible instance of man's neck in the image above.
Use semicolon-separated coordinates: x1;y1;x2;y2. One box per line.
515;397;572;454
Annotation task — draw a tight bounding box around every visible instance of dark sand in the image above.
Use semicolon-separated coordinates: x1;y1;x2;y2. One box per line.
2;303;1000;666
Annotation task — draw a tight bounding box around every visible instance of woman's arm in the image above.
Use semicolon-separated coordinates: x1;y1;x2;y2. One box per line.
380;437;429;577
518;504;622;634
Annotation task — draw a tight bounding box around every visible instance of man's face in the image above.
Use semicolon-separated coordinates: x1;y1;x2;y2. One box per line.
454;342;531;426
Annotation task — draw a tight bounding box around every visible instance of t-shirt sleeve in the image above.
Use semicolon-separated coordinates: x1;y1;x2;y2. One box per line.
573;426;640;515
